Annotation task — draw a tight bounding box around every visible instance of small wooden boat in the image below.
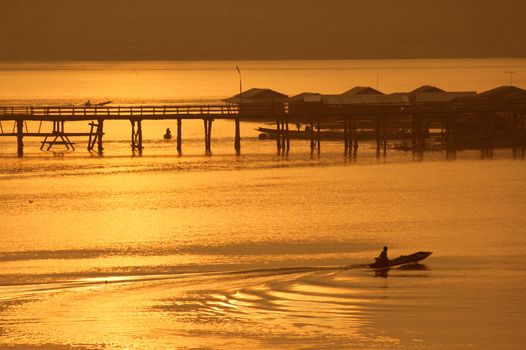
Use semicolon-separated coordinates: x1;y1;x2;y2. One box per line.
369;251;432;268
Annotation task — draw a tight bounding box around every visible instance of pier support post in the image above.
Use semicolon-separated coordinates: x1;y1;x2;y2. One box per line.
208;119;213;154
177;118;182;155
511;112;526;157
444;116;457;159
411;115;417;153
130;119;143;155
376;117;381;156
480;113;493;158
130;120;136;152
383;119;388;155
344;118;349;155
234;118;241;155
353;130;358;157
87;121;102;152
285;120;290;153
280;120;285;153
316;121;321;155
97;118;104;154
16;119;23;157
278;120;288;154
137;119;143;155
87;122;95;151
419;117;426;153
203;119;212;155
352;120;358;157
412;115;424;155
276;120;282;154
310;120;315;155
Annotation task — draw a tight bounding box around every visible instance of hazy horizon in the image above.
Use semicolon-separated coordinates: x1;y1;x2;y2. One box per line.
1;0;526;61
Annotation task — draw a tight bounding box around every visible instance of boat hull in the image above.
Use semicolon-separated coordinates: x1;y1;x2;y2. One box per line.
369;251;432;268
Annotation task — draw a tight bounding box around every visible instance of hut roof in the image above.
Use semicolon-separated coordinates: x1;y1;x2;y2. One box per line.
414;91;477;102
289;92;322;103
410;85;445;94
342;86;384;96
223;88;288;104
478;85;526;100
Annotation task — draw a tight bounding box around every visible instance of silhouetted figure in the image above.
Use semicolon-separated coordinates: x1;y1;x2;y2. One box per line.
375;246;389;265
164;128;172;140
296;123;301;131
84;100;92;107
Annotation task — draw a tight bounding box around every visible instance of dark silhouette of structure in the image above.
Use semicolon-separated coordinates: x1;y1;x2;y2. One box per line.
1;85;525;157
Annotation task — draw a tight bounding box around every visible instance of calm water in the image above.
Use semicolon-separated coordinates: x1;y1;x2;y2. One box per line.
1;59;526;349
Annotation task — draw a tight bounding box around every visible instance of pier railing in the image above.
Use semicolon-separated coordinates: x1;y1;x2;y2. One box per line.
1;99;526;120
0;104;290;119
0;105;242;118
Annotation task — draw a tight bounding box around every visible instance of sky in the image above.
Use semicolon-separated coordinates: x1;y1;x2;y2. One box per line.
1;0;525;61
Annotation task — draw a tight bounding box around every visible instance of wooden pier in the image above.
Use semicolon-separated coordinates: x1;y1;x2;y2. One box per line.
1;99;525;157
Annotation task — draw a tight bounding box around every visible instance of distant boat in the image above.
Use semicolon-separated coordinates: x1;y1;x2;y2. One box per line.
256;127;377;140
83;100;112;107
256;127;344;140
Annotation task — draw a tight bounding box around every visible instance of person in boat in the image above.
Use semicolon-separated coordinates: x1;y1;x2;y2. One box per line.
375;246;389;265
164;128;172;140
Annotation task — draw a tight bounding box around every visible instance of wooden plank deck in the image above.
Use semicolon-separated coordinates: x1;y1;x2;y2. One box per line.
0;100;525;122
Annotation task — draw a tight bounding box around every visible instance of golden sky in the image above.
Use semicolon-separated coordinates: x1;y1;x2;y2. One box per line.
1;0;525;60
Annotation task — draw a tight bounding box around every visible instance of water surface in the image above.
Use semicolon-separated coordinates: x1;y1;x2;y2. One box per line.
0;59;525;349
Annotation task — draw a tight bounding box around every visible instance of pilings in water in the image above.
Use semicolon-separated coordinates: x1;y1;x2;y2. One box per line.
317;121;321;155
344;118;351;155
234;118;241;155
87;120;104;154
412;115;426;155
374;117;388;156
276;119;290;155
308;119;321;155
130;119;143;155
382;120;387;154
511;112;526;157
203;118;213;155
16;119;23;157
177;118;182;155
309;120;315;154
40;121;75;151
443;116;457;159
479;113;493;158
97;119;104;154
376;117;381;156
286;122;290;152
343;118;358;157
